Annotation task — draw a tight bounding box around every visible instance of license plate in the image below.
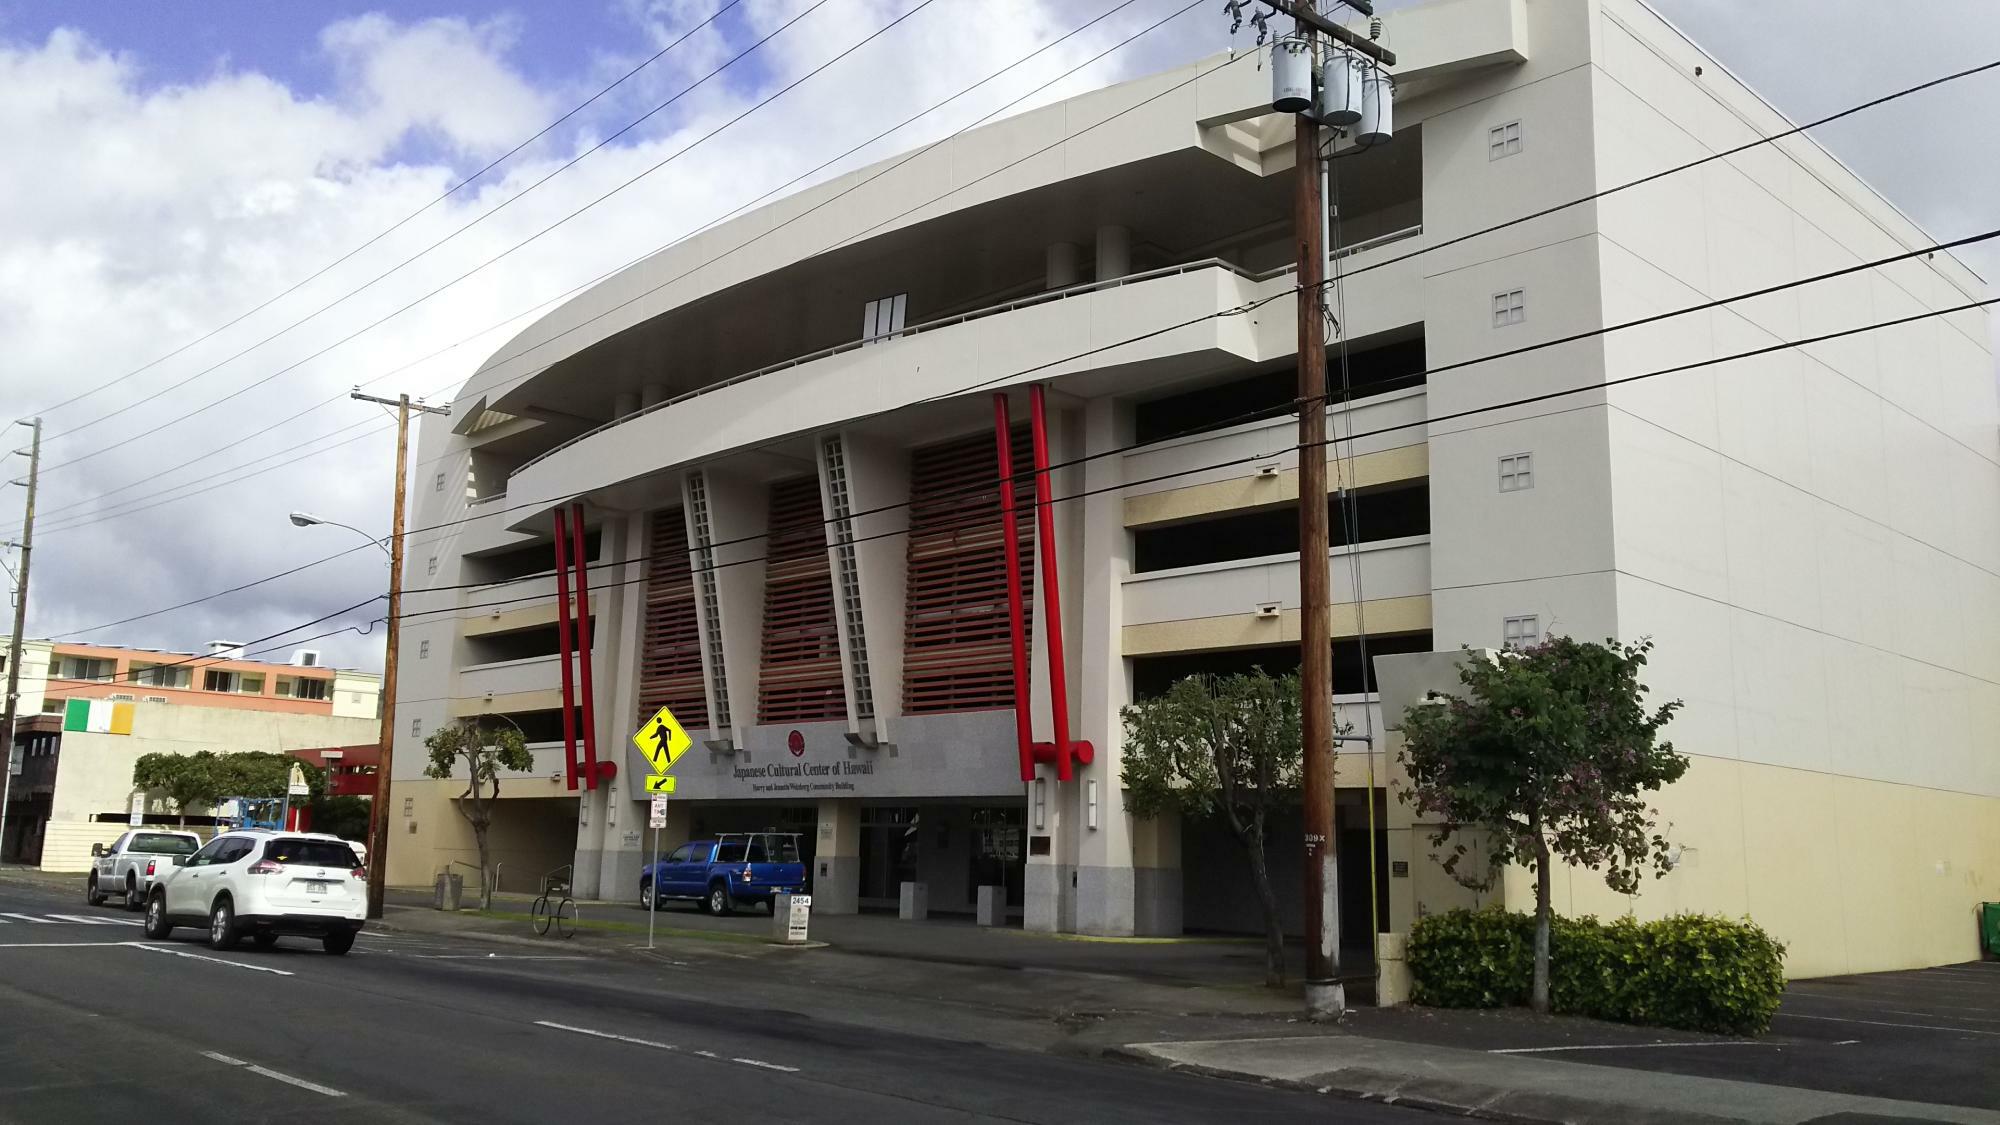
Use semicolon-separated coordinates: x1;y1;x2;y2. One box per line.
307;881;329;895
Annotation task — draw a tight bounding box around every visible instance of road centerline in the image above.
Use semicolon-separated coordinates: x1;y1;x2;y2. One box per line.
201;1050;347;1097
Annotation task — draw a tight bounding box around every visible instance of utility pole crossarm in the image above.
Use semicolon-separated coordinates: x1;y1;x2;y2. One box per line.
1257;0;1397;66
352;389;452;417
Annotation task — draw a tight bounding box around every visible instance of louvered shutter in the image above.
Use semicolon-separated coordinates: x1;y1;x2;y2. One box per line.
757;476;847;723
637;509;708;729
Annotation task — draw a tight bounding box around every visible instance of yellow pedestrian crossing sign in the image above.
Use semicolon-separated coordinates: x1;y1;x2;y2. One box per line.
633;705;691;793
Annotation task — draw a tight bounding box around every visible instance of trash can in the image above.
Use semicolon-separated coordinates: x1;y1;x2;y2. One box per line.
434;872;464;911
1981;902;2000;958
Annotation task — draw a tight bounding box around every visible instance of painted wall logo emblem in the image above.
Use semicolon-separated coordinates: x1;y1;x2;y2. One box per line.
787;730;806;757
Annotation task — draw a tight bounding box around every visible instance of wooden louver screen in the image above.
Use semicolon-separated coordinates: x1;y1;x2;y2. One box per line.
757;476;847;724
902;426;1036;714
638;509;708;730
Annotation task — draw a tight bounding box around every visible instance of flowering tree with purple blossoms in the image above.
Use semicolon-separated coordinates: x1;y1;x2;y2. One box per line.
1397;637;1687;1014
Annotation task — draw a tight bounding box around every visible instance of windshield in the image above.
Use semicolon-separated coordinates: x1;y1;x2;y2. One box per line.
263;838;360;868
131;832;198;855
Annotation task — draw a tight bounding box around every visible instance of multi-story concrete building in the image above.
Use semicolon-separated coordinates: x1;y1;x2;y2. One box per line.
2;639;382;868
392;0;1997;975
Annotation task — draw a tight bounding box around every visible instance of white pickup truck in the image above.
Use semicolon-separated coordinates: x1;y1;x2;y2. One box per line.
87;830;202;911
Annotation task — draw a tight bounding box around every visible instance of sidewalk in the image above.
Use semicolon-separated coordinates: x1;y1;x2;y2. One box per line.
383;885;1354;992
1114;1034;2000;1125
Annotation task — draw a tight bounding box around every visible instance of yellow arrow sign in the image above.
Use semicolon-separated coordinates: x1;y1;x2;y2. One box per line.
632;704;692;779
644;774;678;794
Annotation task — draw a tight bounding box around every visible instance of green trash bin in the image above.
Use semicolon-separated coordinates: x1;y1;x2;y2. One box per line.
1982;902;2000;958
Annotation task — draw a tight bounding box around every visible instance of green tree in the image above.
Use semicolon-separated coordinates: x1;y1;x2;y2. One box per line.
132;751;224;826
423;719;533;910
1122;670;1301;985
1397;637;1688;1013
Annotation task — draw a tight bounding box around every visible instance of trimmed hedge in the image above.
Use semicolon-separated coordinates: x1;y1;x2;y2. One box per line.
1408;907;1787;1034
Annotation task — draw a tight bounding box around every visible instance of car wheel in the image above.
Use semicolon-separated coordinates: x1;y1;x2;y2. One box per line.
640;877;655;912
86;874;106;907
207;898;241;951
252;932;279;949
323;930;356;956
143;891;173;940
707;882;734;917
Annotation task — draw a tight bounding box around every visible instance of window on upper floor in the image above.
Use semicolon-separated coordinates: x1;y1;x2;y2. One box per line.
132;663;192;689
41;697;64;714
1502;615;1540;649
1498;452;1534;492
1492;289;1526;328
55;656;115;682
435;471;446;493
1488;121;1523;160
419;639;430;659
276;676;331;701
1132;481;1431;573
1131;631;1435;699
1133;332;1427;446
202;669;265;694
861;293;907;344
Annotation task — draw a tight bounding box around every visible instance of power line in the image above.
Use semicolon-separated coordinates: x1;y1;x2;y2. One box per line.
34;50;2000;628
396;294;1998;625
21;0;747;426
33;0;936;474
12;0;1190;534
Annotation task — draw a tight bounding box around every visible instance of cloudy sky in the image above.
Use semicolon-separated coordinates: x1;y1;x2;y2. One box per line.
0;0;1993;672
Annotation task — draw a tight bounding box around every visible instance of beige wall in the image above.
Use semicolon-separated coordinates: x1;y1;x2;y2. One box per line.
39;702;378;872
384;778;579;893
1501;756;2000;980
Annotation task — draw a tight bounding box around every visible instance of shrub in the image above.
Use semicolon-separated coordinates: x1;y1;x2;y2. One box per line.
1408;909;1787;1034
1407;906;1532;1008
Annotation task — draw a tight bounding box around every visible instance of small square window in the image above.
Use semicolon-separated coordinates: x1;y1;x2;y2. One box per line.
434;471;445;493
1492;289;1525;328
411;717;423;737
1488;120;1523;160
419;639;430;659
1502;615;1540;649
1498;452;1534;492
426;557;438;577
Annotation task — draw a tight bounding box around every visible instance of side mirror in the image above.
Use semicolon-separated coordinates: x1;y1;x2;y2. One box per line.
90;843;105;858
172;856;189;867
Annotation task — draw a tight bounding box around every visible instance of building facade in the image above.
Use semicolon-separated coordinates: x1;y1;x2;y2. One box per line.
2;640;382;869
391;0;1997;975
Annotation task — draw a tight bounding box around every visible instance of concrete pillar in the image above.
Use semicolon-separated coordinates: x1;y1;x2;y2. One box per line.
976;885;1004;927
641;383;667;410
1094;225;1130;282
613;391;639;420
812;798;860;914
1045;242;1080;290
899;881;929;920
1025;397;1087;933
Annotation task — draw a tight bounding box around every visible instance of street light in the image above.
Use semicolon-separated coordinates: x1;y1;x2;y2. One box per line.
289;511;390;555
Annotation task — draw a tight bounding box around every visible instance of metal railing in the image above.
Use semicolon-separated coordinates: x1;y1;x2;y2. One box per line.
507;224;1422;481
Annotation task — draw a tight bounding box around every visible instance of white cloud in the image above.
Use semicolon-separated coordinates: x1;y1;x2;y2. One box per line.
0;0;1188;669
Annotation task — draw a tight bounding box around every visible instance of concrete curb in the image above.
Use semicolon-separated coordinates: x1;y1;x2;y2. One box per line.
1101;1045;1750;1125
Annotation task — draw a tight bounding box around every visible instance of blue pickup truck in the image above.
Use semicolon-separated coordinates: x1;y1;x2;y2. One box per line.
640;832;807;916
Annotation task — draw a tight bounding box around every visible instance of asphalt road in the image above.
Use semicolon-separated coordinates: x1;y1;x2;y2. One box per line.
0;877;1427;1124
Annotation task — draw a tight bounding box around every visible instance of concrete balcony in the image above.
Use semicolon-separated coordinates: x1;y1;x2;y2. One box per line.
1121;536;1432;628
457;654;563;700
1123;385;1429;507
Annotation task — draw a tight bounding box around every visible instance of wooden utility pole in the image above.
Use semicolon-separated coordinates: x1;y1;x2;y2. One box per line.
1292;0;1343;1019
353;391;448;918
0;419;38;864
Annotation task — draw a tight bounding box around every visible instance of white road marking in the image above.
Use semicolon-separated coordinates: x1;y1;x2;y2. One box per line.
47;914;136;926
406;953;588;961
1490;1040;1767;1054
201;1051;346;1097
131;943;295;976
0;913;56;923
1777;1012;2000;1037
533;1021;802;1075
535;1020;678;1051
0;941;136;948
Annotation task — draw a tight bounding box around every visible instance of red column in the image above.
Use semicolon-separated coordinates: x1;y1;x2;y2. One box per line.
553;507;580;791
569;503;603;788
1028;385;1075;783
993;395;1034;783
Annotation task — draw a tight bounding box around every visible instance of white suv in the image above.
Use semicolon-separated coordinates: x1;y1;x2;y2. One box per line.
144;830;367;955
